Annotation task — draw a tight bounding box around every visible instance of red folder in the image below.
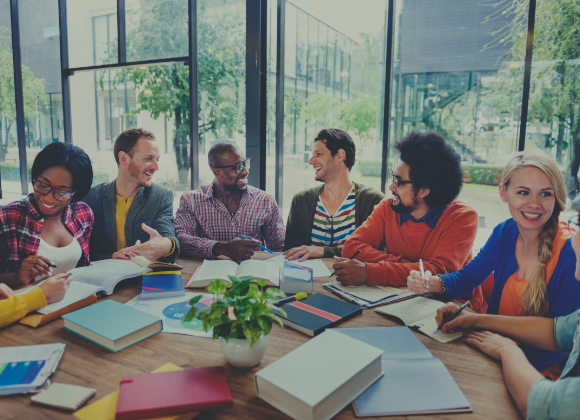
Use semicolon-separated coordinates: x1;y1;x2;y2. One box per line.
115;366;233;420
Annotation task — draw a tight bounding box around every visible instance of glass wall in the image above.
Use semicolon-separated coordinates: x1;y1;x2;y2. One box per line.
388;0;528;229
0;0;18;196
280;0;387;218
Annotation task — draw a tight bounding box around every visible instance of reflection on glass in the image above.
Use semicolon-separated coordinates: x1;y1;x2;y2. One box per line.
389;0;527;229
281;0;386;218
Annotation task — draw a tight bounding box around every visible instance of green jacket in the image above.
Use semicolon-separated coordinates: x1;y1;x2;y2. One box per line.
283;182;385;257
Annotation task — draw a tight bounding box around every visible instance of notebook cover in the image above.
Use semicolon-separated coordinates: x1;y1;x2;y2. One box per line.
19;294;98;328
142;272;185;299
271;293;362;336
31;383;96;411
62;300;161;342
116;366;233;420
73;363;199;420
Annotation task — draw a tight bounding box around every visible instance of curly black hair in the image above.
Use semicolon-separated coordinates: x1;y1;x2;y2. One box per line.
394;131;463;207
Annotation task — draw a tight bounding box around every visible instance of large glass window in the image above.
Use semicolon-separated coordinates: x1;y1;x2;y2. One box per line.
280;0;387;219
389;0;528;229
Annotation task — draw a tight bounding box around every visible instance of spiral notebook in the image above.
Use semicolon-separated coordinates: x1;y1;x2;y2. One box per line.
31;383;96;411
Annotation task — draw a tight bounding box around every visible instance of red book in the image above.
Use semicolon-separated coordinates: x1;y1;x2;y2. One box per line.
115;366;233;420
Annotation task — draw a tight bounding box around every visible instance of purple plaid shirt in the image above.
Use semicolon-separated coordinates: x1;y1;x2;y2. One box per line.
0;194;94;272
175;181;285;258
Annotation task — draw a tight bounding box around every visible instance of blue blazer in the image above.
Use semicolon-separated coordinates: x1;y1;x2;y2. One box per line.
83;180;180;263
442;218;580;372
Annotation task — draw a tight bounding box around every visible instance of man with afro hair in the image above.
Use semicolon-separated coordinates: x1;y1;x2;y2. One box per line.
335;131;484;312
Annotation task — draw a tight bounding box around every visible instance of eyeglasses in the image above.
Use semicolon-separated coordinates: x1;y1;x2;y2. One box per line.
214;158;251;174
325;216;335;245
32;180;75;202
390;170;412;188
568;215;580;233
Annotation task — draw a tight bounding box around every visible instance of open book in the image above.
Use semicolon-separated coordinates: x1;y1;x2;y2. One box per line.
186;259;280;288
92;255;183;270
17;263;150;317
375;296;463;343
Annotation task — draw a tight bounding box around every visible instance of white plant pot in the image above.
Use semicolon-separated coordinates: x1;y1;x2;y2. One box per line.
220;335;269;368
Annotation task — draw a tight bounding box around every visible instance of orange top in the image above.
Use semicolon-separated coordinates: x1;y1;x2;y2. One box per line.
497;225;573;380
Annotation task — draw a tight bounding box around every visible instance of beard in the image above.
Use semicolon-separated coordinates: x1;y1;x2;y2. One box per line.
391;194;419;214
224;178;246;192
314;162;337;183
128;161;151;187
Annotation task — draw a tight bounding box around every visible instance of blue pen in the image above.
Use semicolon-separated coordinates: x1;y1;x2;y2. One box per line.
241;235;273;254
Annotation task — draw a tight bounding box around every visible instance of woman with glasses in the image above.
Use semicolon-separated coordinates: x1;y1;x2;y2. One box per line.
0;142;93;327
408;150;580;380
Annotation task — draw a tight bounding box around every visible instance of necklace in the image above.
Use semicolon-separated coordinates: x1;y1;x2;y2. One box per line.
43;214;62;219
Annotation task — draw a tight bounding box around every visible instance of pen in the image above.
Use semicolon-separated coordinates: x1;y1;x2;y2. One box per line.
241;235;273;254
436;300;470;332
419;259;426;288
331;249;361;276
275;292;308;306
48;263;57;268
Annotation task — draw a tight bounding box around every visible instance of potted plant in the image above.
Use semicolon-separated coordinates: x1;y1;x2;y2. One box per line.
185;276;286;368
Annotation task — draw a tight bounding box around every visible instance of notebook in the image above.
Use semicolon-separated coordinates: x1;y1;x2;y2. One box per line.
142;271;185;299
186;259;280;288
116;366;233;420
270;293;362;336
334;327;472;417
254;329;384;420
73;363;199;420
31;383;96;411
375;296;463;343
91;255;183;270
62;300;162;352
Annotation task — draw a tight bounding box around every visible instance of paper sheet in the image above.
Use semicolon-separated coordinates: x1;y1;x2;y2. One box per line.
267;255;332;277
330;282;407;303
37;282;101;315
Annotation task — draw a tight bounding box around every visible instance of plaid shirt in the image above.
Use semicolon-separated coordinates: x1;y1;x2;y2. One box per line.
0;194;94;272
175;181;285;258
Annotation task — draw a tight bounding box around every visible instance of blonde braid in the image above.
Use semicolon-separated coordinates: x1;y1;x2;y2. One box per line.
520;210;559;316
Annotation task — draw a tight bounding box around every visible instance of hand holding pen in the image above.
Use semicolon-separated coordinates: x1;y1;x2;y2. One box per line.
241;236;273;254
332;250;367;286
435;301;471;333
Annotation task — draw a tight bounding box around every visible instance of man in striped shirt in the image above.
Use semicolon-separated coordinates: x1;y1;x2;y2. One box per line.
283;129;384;260
175;143;285;261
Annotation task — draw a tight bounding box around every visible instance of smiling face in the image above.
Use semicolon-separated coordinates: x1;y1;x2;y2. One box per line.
33;166;74;217
500;166;556;234
214;149;249;192
389;161;419;213
308;140;341;183
123;137;160;188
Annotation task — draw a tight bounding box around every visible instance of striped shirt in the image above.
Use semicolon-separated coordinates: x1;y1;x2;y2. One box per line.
311;184;356;246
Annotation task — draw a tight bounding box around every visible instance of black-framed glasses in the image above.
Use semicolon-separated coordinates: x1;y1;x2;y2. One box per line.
568;215;580;233
32;180;75;202
214;158;251;174
324;215;334;245
390;170;412;188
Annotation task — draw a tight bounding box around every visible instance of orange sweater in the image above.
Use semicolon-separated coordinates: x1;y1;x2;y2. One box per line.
343;198;479;292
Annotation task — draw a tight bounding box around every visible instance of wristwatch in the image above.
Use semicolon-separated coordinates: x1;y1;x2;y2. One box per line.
436;276;446;296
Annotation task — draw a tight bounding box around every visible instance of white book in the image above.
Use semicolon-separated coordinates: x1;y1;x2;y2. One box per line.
31;383;96;411
254;330;384;420
186;259;280;288
91;255;183;270
375;297;463;343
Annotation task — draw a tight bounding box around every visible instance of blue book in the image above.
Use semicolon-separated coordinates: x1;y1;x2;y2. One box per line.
335;327;472;416
142;271;185;299
62;300;162;352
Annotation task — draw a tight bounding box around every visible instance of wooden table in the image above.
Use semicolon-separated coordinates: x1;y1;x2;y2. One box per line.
0;252;520;419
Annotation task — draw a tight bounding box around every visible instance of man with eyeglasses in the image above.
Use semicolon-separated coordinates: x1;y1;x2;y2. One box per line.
175;142;285;261
283;129;384;261
336;132;483;309
84;128;180;263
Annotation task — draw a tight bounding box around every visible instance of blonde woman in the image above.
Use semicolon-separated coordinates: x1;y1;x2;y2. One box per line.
408;150;580;378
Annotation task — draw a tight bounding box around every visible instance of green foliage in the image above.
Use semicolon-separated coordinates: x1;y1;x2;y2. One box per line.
0;160;108;186
185;276;287;348
357;160;382;177
462;165;503;186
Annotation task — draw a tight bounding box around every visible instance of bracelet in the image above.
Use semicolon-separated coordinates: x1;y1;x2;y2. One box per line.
436;276;446;296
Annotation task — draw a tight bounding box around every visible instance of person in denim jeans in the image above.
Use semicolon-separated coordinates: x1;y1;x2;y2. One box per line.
434;214;580;420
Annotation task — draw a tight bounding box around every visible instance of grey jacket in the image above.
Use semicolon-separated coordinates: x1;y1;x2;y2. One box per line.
283;182;385;257
83;180;180;263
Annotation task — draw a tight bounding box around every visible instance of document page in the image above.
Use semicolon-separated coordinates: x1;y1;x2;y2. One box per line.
267;255;332;278
189;260;239;284
237;260;280;286
331;282;406;303
37;282;101;315
412;316;463;344
375;296;445;325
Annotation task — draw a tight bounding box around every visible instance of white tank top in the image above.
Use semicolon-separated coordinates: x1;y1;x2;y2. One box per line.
35;237;82;280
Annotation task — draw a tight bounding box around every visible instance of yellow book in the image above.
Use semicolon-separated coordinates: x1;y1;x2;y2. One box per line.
73;363;198;420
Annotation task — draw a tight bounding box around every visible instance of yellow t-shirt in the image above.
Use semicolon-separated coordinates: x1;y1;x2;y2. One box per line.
115;195;135;251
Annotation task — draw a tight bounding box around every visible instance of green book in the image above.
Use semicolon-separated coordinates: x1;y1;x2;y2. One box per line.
62;300;162;352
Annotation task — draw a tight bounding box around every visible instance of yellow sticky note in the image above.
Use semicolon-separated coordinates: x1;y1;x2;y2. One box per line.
73;363;199;420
